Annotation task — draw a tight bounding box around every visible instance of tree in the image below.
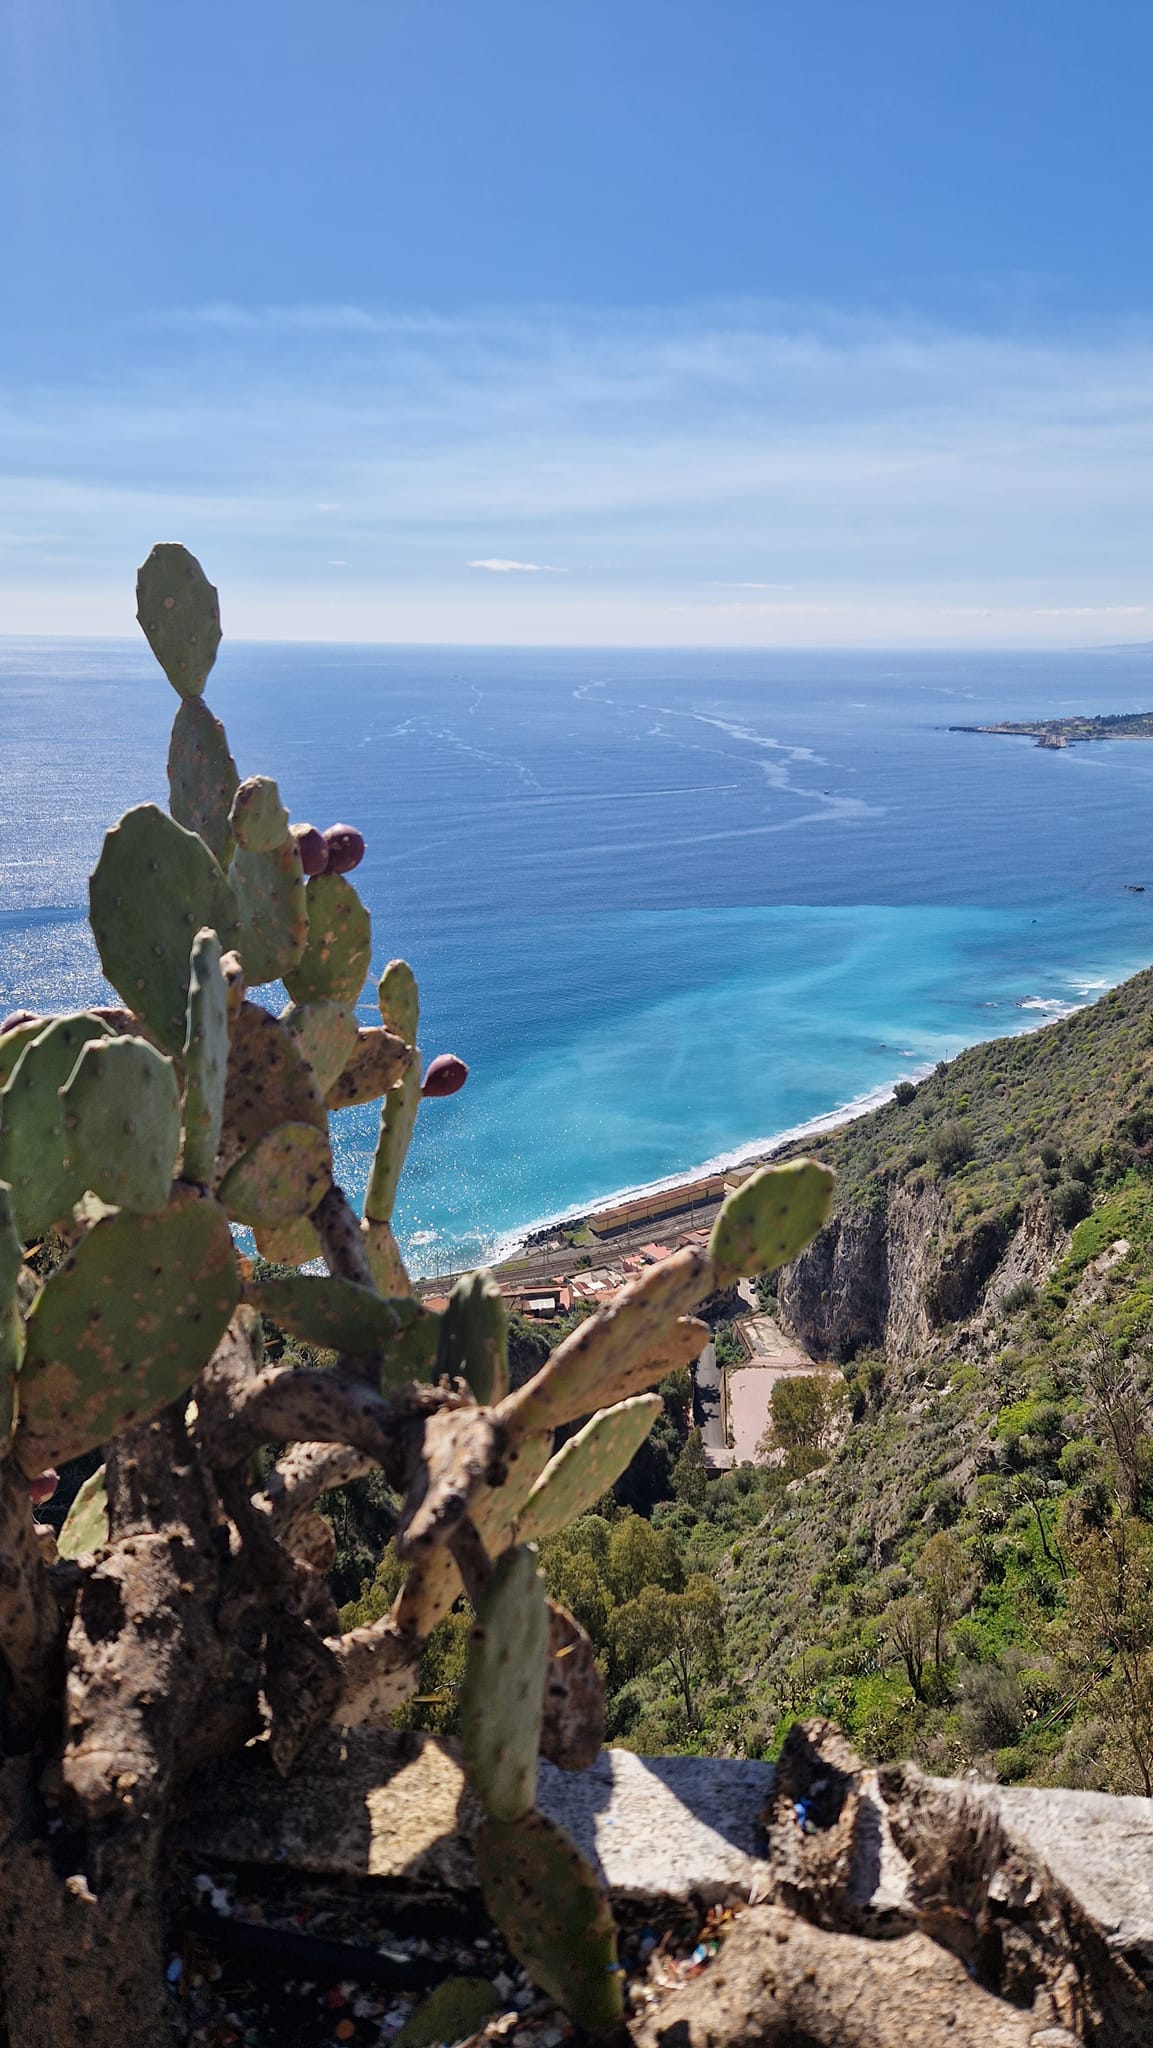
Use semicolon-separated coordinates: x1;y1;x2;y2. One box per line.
1061;1508;1153;1796
610;1574;724;1724
605;1512;683;1604
673;1425;709;1507
915;1531;970;1669
757;1371;847;1477
889;1595;932;1701
1078;1323;1152;1517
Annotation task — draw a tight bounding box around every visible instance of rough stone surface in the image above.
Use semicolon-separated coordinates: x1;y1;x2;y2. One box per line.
967;1780;1153;1981
536;1748;773;1904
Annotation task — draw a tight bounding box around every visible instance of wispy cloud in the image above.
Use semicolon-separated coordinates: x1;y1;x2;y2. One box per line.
468;558;566;574
1;300;1151;643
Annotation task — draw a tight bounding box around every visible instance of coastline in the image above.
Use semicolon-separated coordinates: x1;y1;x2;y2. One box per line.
413;981;1113;1282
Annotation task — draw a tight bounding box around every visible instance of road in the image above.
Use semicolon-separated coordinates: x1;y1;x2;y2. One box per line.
692;1340;725;1449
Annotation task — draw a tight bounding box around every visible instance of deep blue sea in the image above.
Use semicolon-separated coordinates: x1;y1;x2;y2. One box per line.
3;638;1153;1273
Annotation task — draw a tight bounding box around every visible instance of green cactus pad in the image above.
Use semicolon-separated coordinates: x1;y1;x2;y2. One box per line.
136;542;221;698
460;1545;548;1823
0;1012;115;1241
230;776;289;853
365;1064;420;1225
471;1431;553;1553
475;1811;622;2030
89;804;237;1053
60;1034;181;1213
437;1268;509;1405
253;1215;323;1266
516;1394;663;1546
225;776;308;987
15;1184;239;1474
216;1001;328;1180
247;1273;438;1379
282;872;371;1006
57;1465;109;1558
0;1020;45;1089
709;1157;836;1285
324;1026;411;1110
217;1122;332;1228
378;958;419;1045
281;1000;359;1095
361;1218;410;1296
168;695;240;867
0;1184;24;1439
182;929;230;1185
394;1979;498;2048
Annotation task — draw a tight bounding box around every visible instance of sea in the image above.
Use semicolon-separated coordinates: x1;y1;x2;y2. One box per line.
3;638;1153;1276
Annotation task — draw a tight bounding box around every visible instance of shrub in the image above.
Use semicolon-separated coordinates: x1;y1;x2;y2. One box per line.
930;1120;975;1175
893;1079;917;1107
1052;1179;1092;1228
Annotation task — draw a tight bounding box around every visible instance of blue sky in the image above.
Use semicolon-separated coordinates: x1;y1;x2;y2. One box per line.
2;0;1152;645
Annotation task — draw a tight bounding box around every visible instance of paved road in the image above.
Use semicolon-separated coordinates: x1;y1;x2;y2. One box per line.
692;1341;725;1449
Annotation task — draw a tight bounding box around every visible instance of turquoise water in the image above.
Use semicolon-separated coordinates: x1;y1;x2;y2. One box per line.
3;639;1153;1271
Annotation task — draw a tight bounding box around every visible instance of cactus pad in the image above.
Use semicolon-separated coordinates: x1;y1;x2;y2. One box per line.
217;1122;332;1227
324;1026;411;1109
361;1217;411;1296
475;1811;622;2030
57;1465;109;1558
89;804;237;1053
182;929;230;1185
394;1980;498;2048
226;777;308;987
365;1064;420;1225
282;1000;359;1095
282;872;371;1006
0;1019;45;1089
378;958;419;1045
254;1215;323;1266
460;1545;548;1822
15;1184;239;1473
709;1157;835;1285
437;1268;509;1405
247;1273;438;1378
168;695;240;866
216;1001;328;1180
0;1012;114;1240
136;542;221;697
0;1184;24;1436
471;1430;553;1553
61;1033;181;1212
515;1394;662;1545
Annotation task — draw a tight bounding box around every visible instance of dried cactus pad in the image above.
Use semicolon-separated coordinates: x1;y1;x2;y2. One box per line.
475;1810;622;2031
515;1393;662;1546
57;1465;109;1559
324;1026;411;1110
136;542;222;697
253;1215;322;1267
61;1034;181;1213
709;1157;836;1285
247;1273;438;1379
168;695;240;867
378;958;419;1045
15;1185;238;1474
0;1012;114;1241
460;1545;548;1823
89;804;237;1053
283;872;371;1006
216;1121;332;1228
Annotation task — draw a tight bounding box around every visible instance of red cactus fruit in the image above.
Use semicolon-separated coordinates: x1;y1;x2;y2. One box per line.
27;1470;58;1507
323;824;365;874
290;823;329;877
0;1011;41;1035
421;1053;469;1098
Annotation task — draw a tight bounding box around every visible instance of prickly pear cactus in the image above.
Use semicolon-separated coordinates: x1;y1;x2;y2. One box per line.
0;1012;115;1239
282;1000;359;1096
378;957;419;1044
709;1157;836;1285
61;1034;181;1213
459;1546;549;1823
168;695;240;866
228;776;308;986
246;1273;438;1376
283;872;371;1006
475;1810;624;2032
182;928;230;1186
217;1121;333;1228
365;1063;420;1226
515;1393;663;1545
15;1184;238;1473
437;1267;509;1404
324;1026;411;1110
57;1465;109;1559
0;1184;23;1440
89;805;236;1053
136;541;222;697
